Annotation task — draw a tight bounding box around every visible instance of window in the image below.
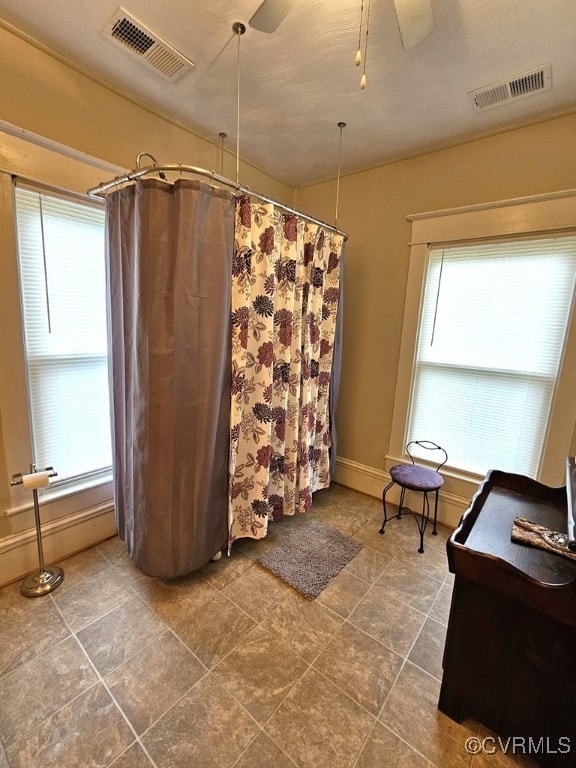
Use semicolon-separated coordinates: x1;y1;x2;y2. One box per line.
14;185;112;485
388;193;576;506
407;236;576;478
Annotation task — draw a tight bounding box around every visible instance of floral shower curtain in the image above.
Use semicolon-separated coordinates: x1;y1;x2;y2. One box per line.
228;196;345;546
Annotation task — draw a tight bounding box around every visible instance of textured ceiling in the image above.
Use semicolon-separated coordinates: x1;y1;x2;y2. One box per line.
1;0;575;187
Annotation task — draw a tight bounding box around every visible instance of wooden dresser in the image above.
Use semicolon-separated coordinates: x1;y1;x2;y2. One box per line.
439;469;576;767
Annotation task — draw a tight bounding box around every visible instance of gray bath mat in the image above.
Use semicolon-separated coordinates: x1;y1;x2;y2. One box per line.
257;519;363;598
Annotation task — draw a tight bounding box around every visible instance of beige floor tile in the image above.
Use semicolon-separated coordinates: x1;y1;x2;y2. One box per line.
77;596;166;676
313;623;403;716
232;526;289;561
105;630;205;735
53;568;135;632
356;721;429;768
108;550;158;589
235;731;298;767
173;592;257;668
265;667;374;768
214;626;308;723
131;569;219;627
141;674;260;768
430;582;454;625
336;498;382;520
354;521;414;556
380;661;475;768
54;546;113;594
316;569;371;618
0;583;70;677
344;545;393;584
96;535;129;565
223;565;292;621
6;682;133;768
262;590;343;662
408;617;448;680
424;521;453;548
0;636;97;746
198;549;255;590
314;483;360;506
378;559;443;613
349;585;427;656
310;505;368;536
108;741;155;767
307;493;338;513
394;540;449;582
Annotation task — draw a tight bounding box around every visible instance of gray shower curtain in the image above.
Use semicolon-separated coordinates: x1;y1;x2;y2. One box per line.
106;178;234;578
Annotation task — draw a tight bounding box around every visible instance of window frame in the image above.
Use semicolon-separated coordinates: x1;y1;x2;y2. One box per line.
0;130;121;528
388;191;576;504
14;182;112;488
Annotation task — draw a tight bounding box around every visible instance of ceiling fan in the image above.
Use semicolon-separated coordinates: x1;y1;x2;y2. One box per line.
249;0;435;50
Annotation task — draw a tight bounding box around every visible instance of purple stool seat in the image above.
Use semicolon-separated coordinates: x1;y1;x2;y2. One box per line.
390;464;444;492
380;441;447;553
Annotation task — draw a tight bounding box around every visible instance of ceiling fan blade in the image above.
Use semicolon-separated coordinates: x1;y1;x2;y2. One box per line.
249;0;295;33
393;0;435;50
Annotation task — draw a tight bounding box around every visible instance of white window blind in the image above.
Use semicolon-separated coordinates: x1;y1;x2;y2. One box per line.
407;235;576;478
14;184;112;484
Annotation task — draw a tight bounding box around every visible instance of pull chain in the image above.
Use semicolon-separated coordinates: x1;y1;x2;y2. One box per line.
355;0;364;66
361;0;371;89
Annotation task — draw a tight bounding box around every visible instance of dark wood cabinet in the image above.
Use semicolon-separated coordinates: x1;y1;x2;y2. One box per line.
439;470;576;767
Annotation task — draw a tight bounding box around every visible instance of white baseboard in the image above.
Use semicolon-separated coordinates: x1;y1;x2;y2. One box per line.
333;456;470;530
0;503;116;587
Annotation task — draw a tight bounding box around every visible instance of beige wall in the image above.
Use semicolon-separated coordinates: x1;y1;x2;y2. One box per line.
0;23;293;201
296;114;576;474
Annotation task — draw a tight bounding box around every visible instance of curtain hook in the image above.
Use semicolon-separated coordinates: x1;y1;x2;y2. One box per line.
136;152;158;170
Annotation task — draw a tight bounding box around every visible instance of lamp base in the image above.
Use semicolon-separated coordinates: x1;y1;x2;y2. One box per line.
20;566;64;597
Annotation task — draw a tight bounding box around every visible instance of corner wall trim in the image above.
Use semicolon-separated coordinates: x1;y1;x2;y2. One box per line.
0;502;116;587
333;456;469;530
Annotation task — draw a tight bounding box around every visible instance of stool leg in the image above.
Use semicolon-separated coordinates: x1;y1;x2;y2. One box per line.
380;480;395;534
417;492;430;554
397;486;406;519
432;489;439;535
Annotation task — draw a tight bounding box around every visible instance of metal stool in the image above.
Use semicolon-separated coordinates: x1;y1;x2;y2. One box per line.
380;440;447;553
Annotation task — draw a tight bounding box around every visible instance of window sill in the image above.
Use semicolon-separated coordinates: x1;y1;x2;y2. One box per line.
43;470;113;504
4;471;113;523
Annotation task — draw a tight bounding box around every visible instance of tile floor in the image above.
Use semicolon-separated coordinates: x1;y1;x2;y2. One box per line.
0;484;537;768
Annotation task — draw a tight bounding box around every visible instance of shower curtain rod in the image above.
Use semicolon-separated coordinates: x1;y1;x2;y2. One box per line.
87;163;348;240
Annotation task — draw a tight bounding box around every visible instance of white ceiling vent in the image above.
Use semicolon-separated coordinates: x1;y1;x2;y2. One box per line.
103;8;194;82
468;64;552;113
